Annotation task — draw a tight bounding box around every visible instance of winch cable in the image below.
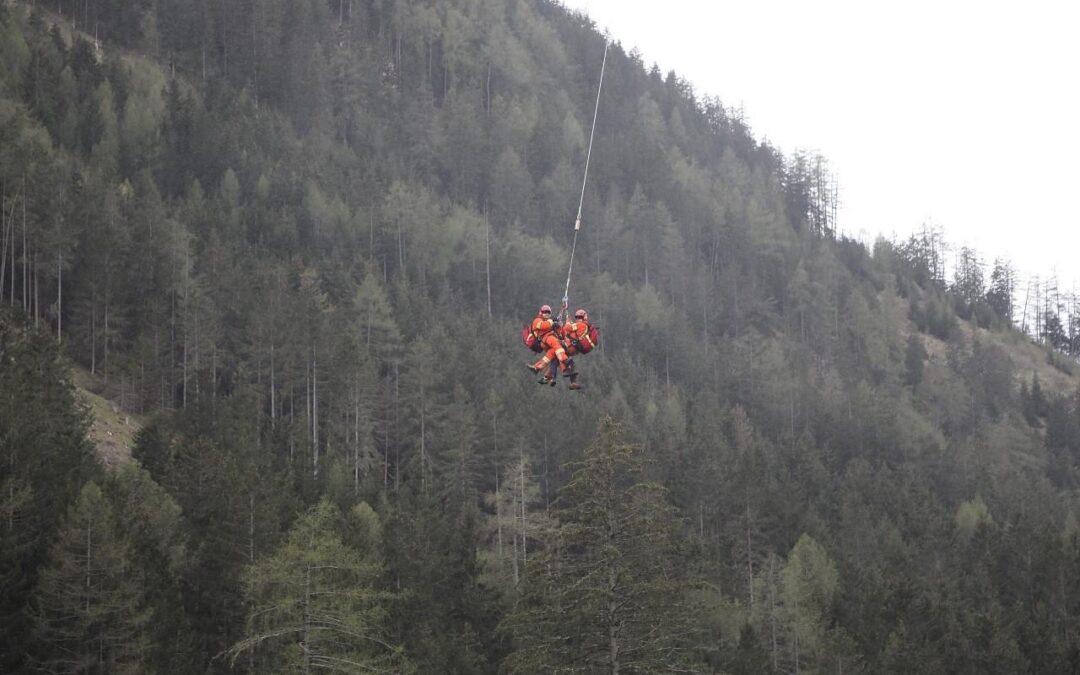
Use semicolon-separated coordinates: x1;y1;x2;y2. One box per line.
559;39;609;321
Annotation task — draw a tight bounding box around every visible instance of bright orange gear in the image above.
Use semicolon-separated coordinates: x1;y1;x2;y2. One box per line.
530;312;568;372
538;333;569;370
560;318;593;356
530;314;556;338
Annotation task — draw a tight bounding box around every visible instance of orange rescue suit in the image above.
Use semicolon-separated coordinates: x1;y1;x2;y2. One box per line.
531;314;568;371
560;319;594;356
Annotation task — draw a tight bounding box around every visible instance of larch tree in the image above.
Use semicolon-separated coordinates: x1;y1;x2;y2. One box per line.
779;533;840;675
226;499;408;673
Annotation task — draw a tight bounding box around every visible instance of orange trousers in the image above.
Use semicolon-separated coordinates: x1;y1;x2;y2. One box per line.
532;334;569;372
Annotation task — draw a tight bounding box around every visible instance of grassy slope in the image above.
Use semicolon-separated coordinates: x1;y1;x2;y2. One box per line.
72;367;143;465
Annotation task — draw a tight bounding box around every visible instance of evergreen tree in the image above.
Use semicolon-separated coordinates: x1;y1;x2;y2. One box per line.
103;463;197;671
6;1;1080;671
904;333;927;388
0;310;99;670
32;482;150;673
504;417;700;673
985;258;1014;325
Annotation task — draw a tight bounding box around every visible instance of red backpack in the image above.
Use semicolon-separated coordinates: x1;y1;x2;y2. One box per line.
521;324;545;353
573;323;600;354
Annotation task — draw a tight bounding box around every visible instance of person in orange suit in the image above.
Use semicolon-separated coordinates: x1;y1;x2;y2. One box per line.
526;304;570;383
554;308;593;390
561;308;595;356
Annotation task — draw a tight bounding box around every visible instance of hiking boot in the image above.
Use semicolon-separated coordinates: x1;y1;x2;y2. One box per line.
568;381;583;390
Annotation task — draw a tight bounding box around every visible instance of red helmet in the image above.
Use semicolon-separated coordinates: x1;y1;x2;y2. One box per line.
574;308;588;320
539;304;552;314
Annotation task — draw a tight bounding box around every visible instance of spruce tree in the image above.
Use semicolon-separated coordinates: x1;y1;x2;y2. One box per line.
0;311;98;670
32;482;150;674
504;417;699;673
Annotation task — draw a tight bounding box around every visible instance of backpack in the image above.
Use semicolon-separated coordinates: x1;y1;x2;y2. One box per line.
521;324;545;353
572;323;600;354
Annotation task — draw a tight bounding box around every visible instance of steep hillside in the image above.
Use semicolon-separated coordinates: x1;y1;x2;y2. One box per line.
3;0;1080;672
72;367;143;464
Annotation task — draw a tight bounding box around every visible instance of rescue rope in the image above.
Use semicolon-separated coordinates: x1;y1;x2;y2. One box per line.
560;40;609;320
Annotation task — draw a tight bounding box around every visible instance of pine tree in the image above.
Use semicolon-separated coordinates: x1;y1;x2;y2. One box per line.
32;482;150;673
905;333;927;388
504;417;700;673
0;311;98;671
985;258;1014;325
102;463;197;671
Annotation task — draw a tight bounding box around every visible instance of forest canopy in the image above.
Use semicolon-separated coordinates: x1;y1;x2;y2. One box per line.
2;0;1080;672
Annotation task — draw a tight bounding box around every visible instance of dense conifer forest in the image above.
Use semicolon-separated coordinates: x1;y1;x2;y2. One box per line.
3;0;1080;672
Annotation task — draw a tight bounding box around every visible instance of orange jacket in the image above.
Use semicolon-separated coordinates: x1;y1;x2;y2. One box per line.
561;319;595;349
530;315;557;339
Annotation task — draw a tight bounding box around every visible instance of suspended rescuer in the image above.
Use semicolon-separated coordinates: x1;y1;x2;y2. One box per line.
555;308;596;390
525;304;572;384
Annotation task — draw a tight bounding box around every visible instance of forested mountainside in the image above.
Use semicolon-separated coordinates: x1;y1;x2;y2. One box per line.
3;0;1080;672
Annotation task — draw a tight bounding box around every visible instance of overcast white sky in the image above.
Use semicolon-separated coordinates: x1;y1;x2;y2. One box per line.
560;0;1079;291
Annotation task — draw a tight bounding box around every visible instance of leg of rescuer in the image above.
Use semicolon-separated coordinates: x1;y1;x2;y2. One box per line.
536;333;567;379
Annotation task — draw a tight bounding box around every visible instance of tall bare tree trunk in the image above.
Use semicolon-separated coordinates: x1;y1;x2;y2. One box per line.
90;296;96;374
485;210;492;316
494;412;502;556
312;350;319;479
419;379;426;491
85;508;93;613
393;362;400;491
609;564;619;675
769;556;778;672
746;497;754;608
1;186;7;304
7;190;18;307
270;344;275;427
495;463;502;557
486;62;492;114
353;376;359;493
156;328;164;410
57;248;62;342
303;564;312;675
23;179;28;311
212;340;218;408
34;248;39;326
182;326;188;407
8;198;13;306
248;494;255;563
520;455;527;569
192;307;198;398
511;532;519;586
